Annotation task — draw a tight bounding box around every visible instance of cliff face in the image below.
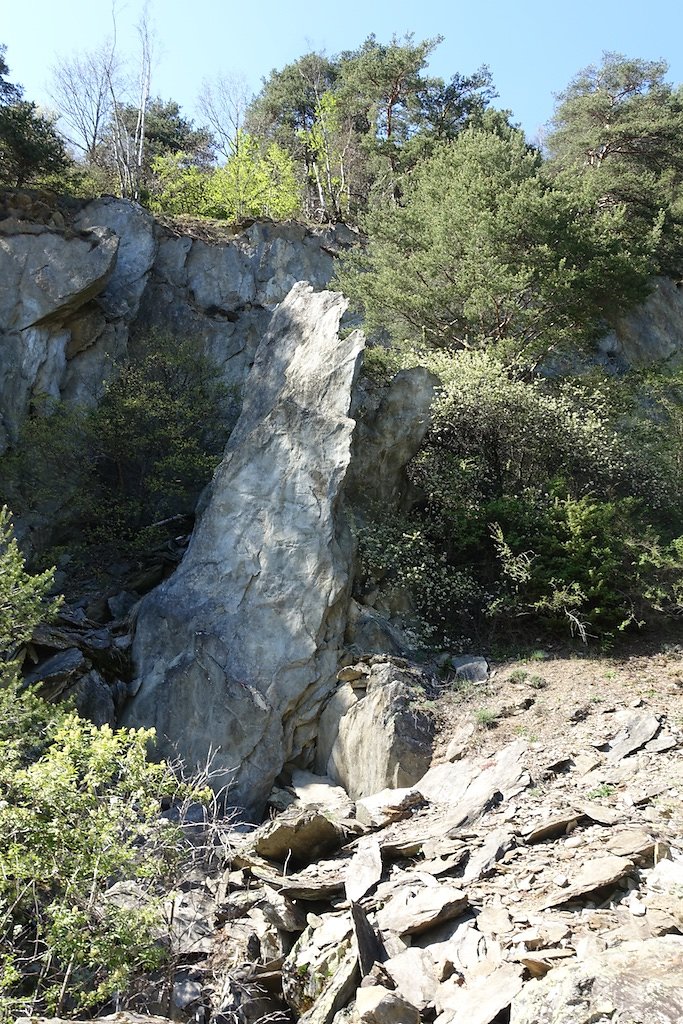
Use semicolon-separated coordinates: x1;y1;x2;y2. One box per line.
0;192;356;450
124;285;364;814
1;194;425;814
3;192;683;816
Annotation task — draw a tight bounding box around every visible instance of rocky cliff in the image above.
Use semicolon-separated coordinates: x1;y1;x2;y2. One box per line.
3;191;683;819
0;191;437;815
123;285;364;813
0;191;357;450
4;191;683;1024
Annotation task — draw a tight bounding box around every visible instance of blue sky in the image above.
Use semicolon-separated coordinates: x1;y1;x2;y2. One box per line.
3;0;683;143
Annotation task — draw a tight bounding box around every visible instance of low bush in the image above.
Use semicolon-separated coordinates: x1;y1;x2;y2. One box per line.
356;350;683;642
0;699;209;1021
0;508;205;1021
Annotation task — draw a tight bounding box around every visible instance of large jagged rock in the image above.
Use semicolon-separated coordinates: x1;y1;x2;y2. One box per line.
74;198;158;321
346;366;439;507
510;936;683;1024
600;277;683;367
0;219;118;332
0;219;119;447
316;660;436;799
0;196;353;451
124;284;364;815
136;220;355;393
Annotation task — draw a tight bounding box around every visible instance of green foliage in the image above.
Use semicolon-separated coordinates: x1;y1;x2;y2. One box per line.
354;506;482;640
410;352;676;509
0;45;70;187
0;510;206;1018
298;91;351;220
148;150;211;215
356;351;683;642
205;133;301;221
546;52;683;275
0;506;59;663
0;696;206;1020
246;37;494;219
150;132;301;221
0;515;192;1018
474;707;498;728
0;44;21;104
338;128;654;360
0;101;69;186
487;495;683;634
4;333;233;573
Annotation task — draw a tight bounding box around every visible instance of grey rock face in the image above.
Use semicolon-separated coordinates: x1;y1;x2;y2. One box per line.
347;366;439;507
136;219;356;398
0;221;119;446
0;222;117;332
0;199;351;451
74;198;157;320
510;936;683;1024
316;660;435;799
600;277;683;367
124;284;364;815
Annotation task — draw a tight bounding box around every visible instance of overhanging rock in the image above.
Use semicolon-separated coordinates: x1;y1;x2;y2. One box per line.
123;283;364;816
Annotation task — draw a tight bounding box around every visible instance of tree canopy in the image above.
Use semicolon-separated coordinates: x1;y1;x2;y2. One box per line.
337;126;654;360
0;44;69;186
546;52;683;275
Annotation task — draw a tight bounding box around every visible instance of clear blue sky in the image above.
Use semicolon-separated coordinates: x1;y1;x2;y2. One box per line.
4;0;683;143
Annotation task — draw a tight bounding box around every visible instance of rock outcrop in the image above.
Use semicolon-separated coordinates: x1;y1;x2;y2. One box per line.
124;284;364;815
0;191;356;450
600;276;683;368
105;687;683;1024
0;212;119;447
510;936;683;1023
346;366;439;507
316;659;436;798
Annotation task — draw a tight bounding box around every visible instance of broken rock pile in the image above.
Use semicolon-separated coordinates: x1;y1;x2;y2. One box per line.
103;694;683;1024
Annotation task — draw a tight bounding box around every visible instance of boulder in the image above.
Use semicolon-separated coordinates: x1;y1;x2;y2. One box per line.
75;198;157;320
346;366;439;506
283;914;358;1021
436;962;524;1024
356;788;425;829
376;881;468;937
318;661;435;799
355;986;420;1024
450;655;489;683
124;284;364;815
510;936;683;1024
0;223;117;331
252;806;347;867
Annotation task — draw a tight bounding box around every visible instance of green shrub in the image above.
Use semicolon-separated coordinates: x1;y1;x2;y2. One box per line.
356;350;683;642
0;512;207;1020
3;332;235;577
354;506;482;641
0;505;60;663
0;693;208;1021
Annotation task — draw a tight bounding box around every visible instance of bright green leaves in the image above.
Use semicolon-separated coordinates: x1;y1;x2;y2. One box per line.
150;132;301;221
0;506;58;659
0;705;203;1019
